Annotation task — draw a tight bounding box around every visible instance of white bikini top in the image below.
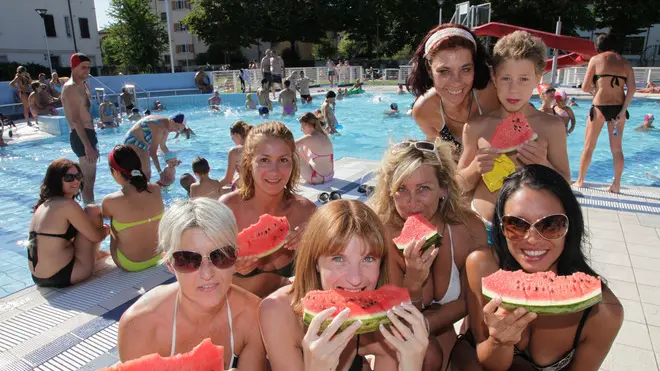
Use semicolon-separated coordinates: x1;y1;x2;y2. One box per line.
432;225;461;305
171;293;238;367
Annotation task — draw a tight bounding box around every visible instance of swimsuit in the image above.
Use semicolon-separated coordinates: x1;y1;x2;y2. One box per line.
471;200;494;245
439;89;483;155
307;148;334;183
27;224;78;288
171;294;239;369
349;335;365;371
552;105;570;118
513;306;593;371
283;106;295;115
590;74;629;122
123;120;160;151
70;128;98;158
112;212;164;271
430;226;461;305
233;261;294;278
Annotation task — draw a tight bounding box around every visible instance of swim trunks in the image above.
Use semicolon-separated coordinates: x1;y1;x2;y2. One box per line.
70;128;98;157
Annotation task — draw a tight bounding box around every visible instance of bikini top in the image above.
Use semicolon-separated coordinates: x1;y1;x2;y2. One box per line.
514;306;593;371
233;261;294;278
439;89;483;154
171;294;239;369
27;224;78;269
431;225;461;305
112;212;164;232
593;74;627;89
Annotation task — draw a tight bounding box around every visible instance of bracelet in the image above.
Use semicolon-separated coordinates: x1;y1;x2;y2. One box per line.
424;317;430;334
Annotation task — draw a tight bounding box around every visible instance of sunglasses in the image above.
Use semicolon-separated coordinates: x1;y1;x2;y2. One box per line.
318;191;342;204
357;184;376;195
500;214;569;241
63;173;84;182
170;247;237;273
391;141;436;153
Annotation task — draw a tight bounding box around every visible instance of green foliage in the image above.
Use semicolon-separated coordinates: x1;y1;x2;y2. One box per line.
312;38;338;60
592;0;660;51
183;0;259;52
338;34;367;59
0;62;50;83
105;0;168;73
488;0;595;36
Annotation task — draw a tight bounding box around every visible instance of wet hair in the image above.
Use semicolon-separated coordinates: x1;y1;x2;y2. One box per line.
179;173;195;195
299;112;326;135
289;200;391;314
17;66;26;74
34;158;83;211
596;32;617;53
230;120;253;140
492;31;547;76
131;108;139;113
109;145;150;193
192;156;210;175
326;91;336;99
390;103;398;110
144;109;151;115
491;165;599;278
31;81;41;90
238;121;300;200
407;24;491;97
284;80;291;87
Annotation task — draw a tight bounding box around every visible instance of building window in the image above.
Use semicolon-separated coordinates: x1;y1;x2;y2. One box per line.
79;18;90;39
172;0;191;10
64;16;71;37
51;56;61;68
161;12;167;21
43;14;56;37
175;44;195;53
164;55;171;64
622;36;645;55
173;23;188;32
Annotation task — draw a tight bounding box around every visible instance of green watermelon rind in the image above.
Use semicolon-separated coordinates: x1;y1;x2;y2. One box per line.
482;291;602;315
497;132;539;153
241;240;286;260
237;215;289;259
394;231;440;252
302;311;392;335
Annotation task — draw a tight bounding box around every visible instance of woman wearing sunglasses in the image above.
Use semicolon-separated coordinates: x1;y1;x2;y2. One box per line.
463;165;623;370
369;139;488;371
221;121;316;298
102;145;165;272
118;198;266;370
296;112;334;185
28;158;110;287
260;200;429;371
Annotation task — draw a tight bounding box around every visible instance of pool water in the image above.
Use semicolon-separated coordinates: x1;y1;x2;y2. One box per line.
0;92;658;297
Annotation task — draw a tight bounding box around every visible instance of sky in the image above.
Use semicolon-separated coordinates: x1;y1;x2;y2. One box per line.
94;0;114;30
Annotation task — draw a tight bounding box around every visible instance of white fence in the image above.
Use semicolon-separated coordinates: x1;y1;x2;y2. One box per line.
543;67;660;87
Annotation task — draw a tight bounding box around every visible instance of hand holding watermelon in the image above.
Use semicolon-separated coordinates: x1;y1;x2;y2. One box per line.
516;137;550;167
379;302;429;371
471;147;501;175
402;237;439;286
482;296;537;347
234;256;260;275
302;307;362;371
283;223;306;251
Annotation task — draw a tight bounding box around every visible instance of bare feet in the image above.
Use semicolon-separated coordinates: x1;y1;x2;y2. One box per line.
572;180;584;188
607;184;620;194
96;250;111;261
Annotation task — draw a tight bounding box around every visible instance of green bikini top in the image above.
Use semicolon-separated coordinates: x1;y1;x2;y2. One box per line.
112;212;164;232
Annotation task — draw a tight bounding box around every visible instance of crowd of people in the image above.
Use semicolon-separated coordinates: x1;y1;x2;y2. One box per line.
20;24;637;371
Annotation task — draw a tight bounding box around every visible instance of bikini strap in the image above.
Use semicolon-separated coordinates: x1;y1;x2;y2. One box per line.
572;306;593;349
472;89;483;115
447;225;454;261
171;293;179;356
227;296;236;359
438;95;447;128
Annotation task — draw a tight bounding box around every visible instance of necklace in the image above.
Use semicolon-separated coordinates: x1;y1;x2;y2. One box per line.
440;92;473;125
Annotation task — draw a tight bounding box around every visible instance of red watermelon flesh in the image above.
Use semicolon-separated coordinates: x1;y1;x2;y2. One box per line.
392;214;441;251
302;284;411;334
482;269;602;315
490;113;538;153
237;214;289;259
99;338;224;371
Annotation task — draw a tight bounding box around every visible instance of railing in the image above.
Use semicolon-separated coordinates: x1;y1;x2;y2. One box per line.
550;67;660;87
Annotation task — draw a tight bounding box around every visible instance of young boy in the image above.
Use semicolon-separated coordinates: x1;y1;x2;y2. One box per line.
245;93;257;110
278;80;297;116
320;90;338;134
457;30;570;243
120;88;135;113
157;151;182;187
189;156;224;199
179;173;196;197
296;70;313;104
256;78;273;111
127;108;141;121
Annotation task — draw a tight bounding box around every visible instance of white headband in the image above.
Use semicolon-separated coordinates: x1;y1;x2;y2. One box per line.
424;28;477;56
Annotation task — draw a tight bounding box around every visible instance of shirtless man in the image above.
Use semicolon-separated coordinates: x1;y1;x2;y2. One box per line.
278;80;297;116
269;50;285;99
320;90;338;134
256;78;273;111
194;67;213;93
62;53;98;204
296;70;312;104
260;49;272;93
28;82;57;123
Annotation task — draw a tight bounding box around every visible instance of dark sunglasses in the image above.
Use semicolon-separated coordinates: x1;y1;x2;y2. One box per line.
357;184;376;195
170;247;237;273
318;191;341;204
500;214;569;241
63;173;84;182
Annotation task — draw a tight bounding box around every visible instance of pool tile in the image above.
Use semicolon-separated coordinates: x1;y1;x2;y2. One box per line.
591;262;635;283
590;250;631;267
590;238;629;253
634;268;660;287
631;256;660;273
601;343;658;371
622;225;660;245
608;279;640;301
619;298;645;324
650;325;660;353
643;303;660;327
614;320;654;350
628;243;660;259
589;227;625;242
639;284;660;305
639;215;660;229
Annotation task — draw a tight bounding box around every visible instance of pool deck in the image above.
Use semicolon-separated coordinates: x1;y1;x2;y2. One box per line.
0;157;658;370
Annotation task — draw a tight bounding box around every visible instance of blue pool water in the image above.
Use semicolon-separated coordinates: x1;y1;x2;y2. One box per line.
0;92;658;297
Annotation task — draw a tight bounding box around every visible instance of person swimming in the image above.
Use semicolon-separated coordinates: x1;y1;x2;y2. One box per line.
245;93;257;109
636;114;655;132
384;102;400;116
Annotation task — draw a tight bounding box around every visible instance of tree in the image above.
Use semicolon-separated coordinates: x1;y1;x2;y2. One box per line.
592;0;660;53
487;0;595;36
338;34;367;59
106;0;167;73
312;38;338;60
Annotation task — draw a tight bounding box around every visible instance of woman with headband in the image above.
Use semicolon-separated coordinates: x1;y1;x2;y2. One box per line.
102;145;165;272
408;24;499;160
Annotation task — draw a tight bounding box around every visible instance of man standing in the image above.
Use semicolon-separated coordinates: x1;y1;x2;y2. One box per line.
62;53;98;204
261;49;272;95
296;70;312;104
269;50;285;99
278;80;297;116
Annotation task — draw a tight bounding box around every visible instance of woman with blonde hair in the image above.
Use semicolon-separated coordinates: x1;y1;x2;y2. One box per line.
368;138;488;370
221;121;316;298
296;112;334;184
118;198;266;370
219;120;254;190
10;66;33;126
260;200;430;371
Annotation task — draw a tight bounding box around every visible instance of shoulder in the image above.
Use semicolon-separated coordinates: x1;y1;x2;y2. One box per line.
530;111;565;133
292;195;317;214
230;285;262;322
259;285;295;321
465;248;499;279
219;190;242;206
119;283;174;334
585;287;623;340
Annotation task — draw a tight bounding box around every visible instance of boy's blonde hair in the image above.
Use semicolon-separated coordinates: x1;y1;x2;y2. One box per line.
492;31;547;76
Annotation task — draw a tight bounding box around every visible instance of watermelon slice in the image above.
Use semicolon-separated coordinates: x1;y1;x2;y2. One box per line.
392;214;441;251
237;214;289;259
99;338;223;370
482;269;602;315
490;113;538;153
302;284;411;334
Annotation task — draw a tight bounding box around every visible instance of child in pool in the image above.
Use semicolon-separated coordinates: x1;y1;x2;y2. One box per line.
127;108;142;121
245;93;257;109
157;152;182;187
397;84;406;95
636;114;655;132
384;103;400;116
337;88;345;100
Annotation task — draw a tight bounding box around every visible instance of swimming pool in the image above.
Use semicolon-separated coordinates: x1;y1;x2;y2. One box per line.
0;92;658;297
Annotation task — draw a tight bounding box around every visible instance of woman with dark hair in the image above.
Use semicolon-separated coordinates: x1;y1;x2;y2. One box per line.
218;120;253;190
574;32;636;193
408;24;499;158
462;165;623;370
102;145;165;272
295;112;334;184
10;66;33;126
28;158;110;287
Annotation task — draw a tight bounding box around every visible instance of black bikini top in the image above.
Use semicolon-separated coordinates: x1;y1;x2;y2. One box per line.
30;224;78;241
593;74;627;89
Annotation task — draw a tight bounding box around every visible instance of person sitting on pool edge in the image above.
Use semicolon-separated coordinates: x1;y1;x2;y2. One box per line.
103;145;165;272
28;158;110;288
636;114;655;132
296;112;334;185
98;95;119;129
118;198;266;370
190;156;224;199
195;66;213;93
